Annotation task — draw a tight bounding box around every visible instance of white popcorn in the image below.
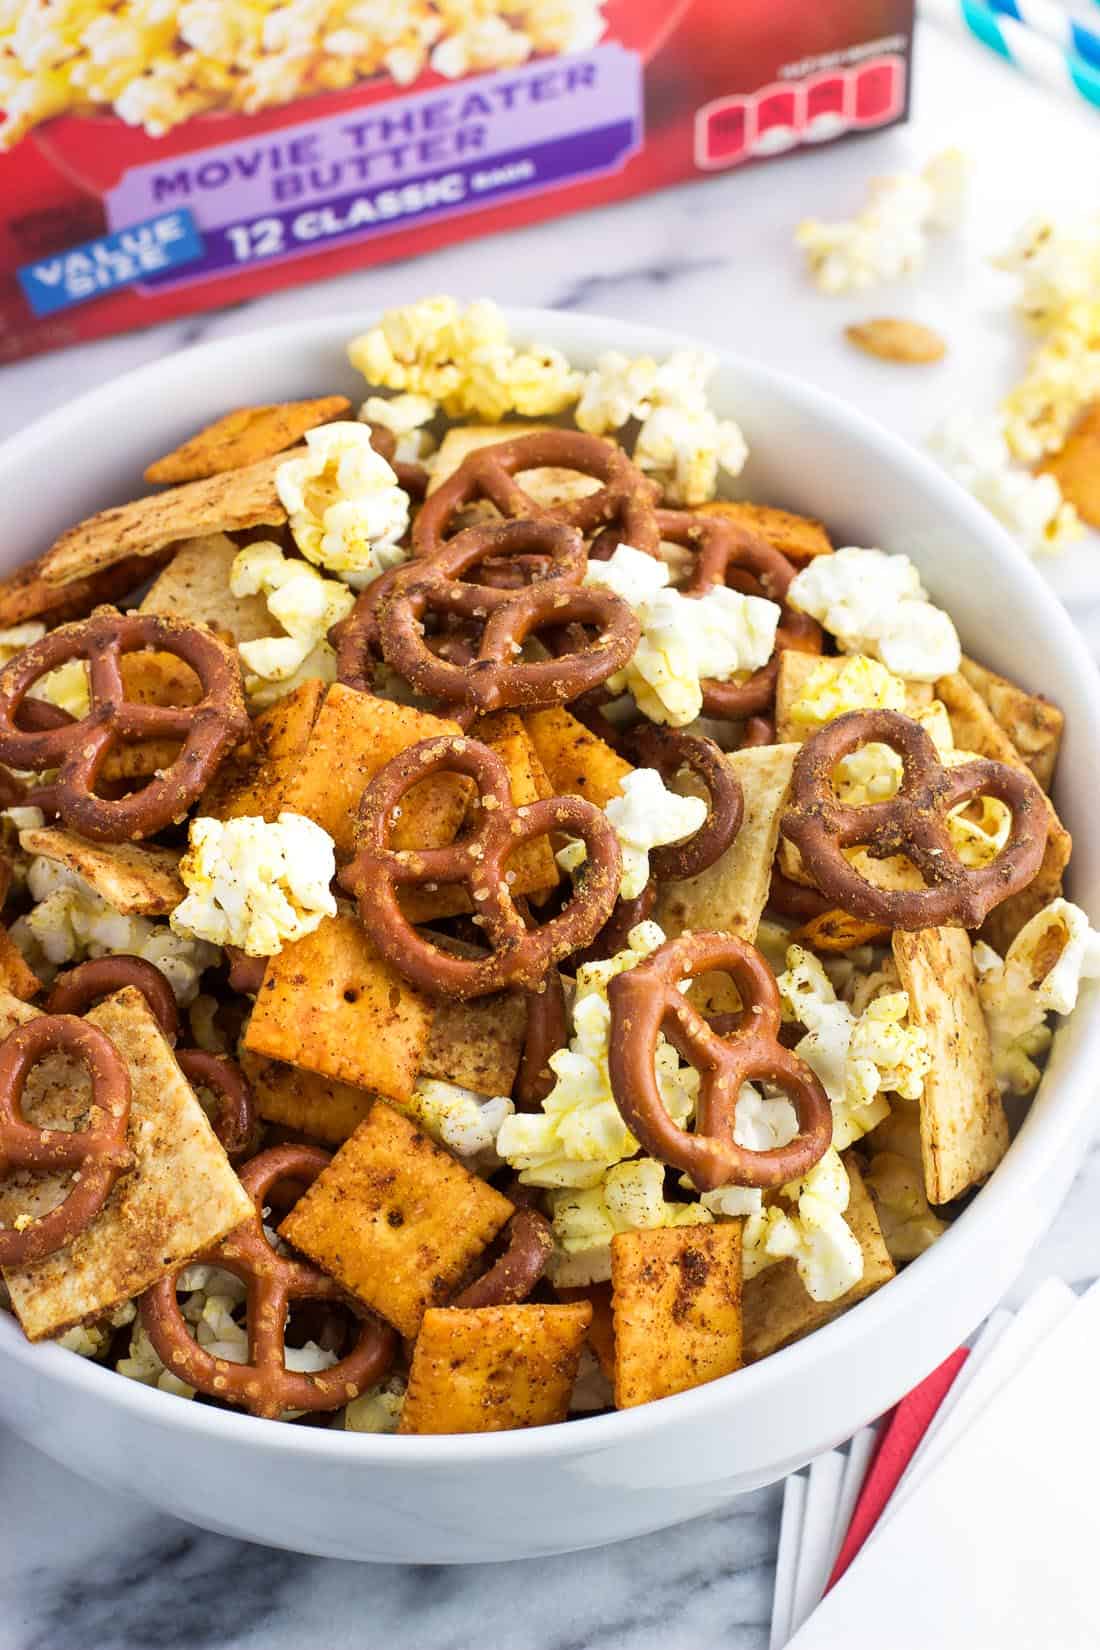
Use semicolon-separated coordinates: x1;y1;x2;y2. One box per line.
0;623;45;667
1000;303;1100;463
404;1078;514;1171
741;1148;864;1303
994;214;1100;332
276;422;410;587
344;1374;407;1433
929;412;1081;556
549;1156;712;1288
975;899;1100;1096
556;767;708;899
787;546;961;680
586;543;780;726
171;812;337;957
796;149;969;294
357;392;437;463
231;538;353;707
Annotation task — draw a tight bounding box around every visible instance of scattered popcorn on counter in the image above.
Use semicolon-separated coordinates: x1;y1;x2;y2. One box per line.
796;148;969;294
549;1157;713;1287
171;812;337;957
787;547;961;680
276;422;410;586
929;412;1082;556
13;855;218;1002
974;899;1100;1097
497;922;698;1188
403;1078;514;1171
231;538;354;707
994;214;1100;334
1000;302;1100;464
556;767;708;899
586;543;780;726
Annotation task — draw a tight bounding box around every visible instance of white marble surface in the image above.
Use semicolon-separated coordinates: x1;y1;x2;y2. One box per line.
2;21;1099;1650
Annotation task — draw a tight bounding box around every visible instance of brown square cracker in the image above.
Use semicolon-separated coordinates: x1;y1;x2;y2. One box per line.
656;743;797;942
140;532;273;644
523;705;633;808
38;449;300;586
238;1049;375;1144
420;987;528;1097
775;651;932;744
741;1156;894;1363
143;397;351;484
243;909;433;1104
1039;403;1100;529
3;987;253;1341
699;500;833;564
398;1302;591;1434
201;679;326;822
958;655;1063;792
892;927;1008;1206
610;1223;743;1408
279;1103;513;1338
935;670;1071;950
18;827;183;915
281;684;468;863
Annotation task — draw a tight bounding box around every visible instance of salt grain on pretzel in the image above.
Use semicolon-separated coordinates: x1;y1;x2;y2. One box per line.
607;932;833;1193
0;1015;133;1266
780;709;1050;929
341;734;622;998
141;1144;396;1419
413;429;661;557
0;609;248;843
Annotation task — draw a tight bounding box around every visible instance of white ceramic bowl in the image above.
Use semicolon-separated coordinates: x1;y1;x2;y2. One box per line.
1;310;1098;1564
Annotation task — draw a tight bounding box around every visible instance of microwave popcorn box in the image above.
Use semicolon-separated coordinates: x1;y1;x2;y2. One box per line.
0;0;915;364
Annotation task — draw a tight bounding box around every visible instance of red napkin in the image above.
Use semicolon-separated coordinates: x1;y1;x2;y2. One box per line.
826;1347;969;1591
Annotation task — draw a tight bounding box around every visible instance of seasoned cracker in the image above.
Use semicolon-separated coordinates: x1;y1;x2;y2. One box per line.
238;1049;375;1145
140;532;272;643
398;1302;591;1434
523;705;633;808
611;1223;743;1408
958;655;1063;791
699;500;833;564
1040;403;1100;529
556;1281;615;1380
243;909;433;1104
279;1103;513;1338
19;827;183;915
144;397;350;485
420;986;528;1097
892;927;1008;1205
3;987;253;1341
656;743;797;942
741;1156;893;1363
201;679;326;822
0;928;40;1001
791;908;891;952
280;684;468;863
38;449;299;586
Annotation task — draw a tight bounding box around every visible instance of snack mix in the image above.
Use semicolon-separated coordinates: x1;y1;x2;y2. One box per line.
0;296;1092;1435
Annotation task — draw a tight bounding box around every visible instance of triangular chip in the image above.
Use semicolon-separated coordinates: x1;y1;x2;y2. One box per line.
140;532;273;643
958;655;1063;792
143;397;350;484
699;499;833;564
19;827;183;915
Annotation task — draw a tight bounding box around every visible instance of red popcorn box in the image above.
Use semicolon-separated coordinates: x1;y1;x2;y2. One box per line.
0;0;915;364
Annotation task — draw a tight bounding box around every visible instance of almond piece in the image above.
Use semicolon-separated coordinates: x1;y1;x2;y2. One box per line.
845;318;946;365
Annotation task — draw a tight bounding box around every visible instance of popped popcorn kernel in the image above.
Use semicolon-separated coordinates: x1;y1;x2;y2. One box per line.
787;546;961;681
974;899;1100;1096
171;812;338;957
556;766;708;899
276;422;410;586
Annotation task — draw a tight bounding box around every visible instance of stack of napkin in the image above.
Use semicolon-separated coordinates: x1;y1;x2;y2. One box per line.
771;1277;1100;1649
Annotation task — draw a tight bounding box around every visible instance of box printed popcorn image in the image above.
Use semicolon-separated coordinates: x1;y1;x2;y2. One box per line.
1;0;914;363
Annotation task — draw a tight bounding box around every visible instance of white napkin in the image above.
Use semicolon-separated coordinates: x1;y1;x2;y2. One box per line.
787;1278;1100;1649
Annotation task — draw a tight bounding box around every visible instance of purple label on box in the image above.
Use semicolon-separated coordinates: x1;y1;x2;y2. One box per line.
105;46;642;290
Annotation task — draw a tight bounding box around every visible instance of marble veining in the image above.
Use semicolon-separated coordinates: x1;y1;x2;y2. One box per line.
1;21;1098;1650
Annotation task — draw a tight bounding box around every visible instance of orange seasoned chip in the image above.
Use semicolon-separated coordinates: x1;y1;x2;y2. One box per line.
791;908;891;952
201;679;326;822
238;1049;375;1144
958;655;1063;792
281;684;469;863
243;909;433;1104
1040;402;1100;528
556;1281;615;1380
398;1303;592;1434
523;705;633;808
699;500;833;564
144;397;351;484
279;1103;513;1338
610;1223;743;1408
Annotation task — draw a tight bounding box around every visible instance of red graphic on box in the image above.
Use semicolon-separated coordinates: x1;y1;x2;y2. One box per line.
694;55;907;171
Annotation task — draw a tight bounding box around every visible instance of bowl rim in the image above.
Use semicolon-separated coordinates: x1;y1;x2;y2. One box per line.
2;305;1099;1468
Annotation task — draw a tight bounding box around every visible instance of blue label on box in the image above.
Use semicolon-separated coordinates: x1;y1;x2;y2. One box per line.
103;47;642;292
17;210;204;316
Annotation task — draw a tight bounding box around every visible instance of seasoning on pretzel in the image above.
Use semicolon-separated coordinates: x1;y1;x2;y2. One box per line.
141;1144;396;1418
0;609;248;843
452;1207;554;1309
627;726;745;881
780;709;1050;929
0;1015;133;1265
341;734;622;998
413;429;661;557
607;932;833;1193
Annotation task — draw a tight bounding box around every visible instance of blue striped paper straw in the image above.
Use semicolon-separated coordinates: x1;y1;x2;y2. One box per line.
985;0;1100;69
922;0;1100;108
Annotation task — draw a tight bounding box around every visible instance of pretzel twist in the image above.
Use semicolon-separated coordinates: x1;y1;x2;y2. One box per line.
140;1145;396;1418
780;709;1050;929
340;734;622;998
452;1208;554;1309
627;726;745;881
413;430;661;557
0;1015;133;1265
607;933;833;1193
0;609;247;842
